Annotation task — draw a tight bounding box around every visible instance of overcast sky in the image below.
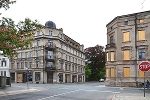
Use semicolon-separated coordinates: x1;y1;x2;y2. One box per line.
1;0;150;48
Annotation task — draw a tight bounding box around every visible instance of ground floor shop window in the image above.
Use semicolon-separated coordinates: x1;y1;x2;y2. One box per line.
35;72;40;81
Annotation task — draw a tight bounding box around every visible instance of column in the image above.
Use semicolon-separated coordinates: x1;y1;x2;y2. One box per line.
63;73;65;83
70;74;72;83
76;74;78;82
15;72;17;83
33;71;35;83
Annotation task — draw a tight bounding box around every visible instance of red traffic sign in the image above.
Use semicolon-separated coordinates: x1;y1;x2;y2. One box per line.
138;61;150;72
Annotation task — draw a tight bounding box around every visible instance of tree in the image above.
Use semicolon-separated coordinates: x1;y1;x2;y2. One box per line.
0;0;43;58
85;65;92;81
85;45;105;81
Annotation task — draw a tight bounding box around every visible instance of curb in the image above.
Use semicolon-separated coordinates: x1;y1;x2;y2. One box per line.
0;89;40;97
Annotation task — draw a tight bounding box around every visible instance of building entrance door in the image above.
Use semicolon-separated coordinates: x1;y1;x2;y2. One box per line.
17;73;23;83
47;72;53;83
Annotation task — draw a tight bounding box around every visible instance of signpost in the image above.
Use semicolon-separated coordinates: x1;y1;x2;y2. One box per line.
138;61;150;97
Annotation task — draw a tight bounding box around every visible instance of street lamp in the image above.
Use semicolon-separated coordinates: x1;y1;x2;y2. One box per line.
25;67;29;89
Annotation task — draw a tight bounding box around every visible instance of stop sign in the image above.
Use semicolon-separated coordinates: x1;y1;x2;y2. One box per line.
138;61;150;72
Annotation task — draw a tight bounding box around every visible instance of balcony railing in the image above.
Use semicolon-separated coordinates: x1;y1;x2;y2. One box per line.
45;55;55;62
106;43;116;48
45;42;56;50
45;66;56;71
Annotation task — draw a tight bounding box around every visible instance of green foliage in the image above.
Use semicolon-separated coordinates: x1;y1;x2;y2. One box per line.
85;45;106;81
0;0;43;59
85;65;92;81
98;66;106;79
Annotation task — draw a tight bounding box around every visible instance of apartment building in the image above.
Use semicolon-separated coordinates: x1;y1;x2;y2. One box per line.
106;10;150;87
10;21;85;84
0;51;10;77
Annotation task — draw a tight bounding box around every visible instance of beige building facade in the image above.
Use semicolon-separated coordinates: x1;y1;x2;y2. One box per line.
9;21;85;84
106;11;150;87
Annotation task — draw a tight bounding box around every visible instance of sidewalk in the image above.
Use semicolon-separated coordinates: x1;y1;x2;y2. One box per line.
112;89;150;100
0;85;41;96
112;94;150;100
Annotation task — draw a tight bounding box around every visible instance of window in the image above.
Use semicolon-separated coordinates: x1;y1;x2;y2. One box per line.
47;62;53;67
4;71;6;76
1;59;6;67
18;53;21;58
123;32;130;42
124;21;128;25
106;68;110;77
30;51;32;57
29;62;32;68
49;30;52;36
48;40;53;46
110;36;114;44
60;43;63;48
37;40;40;46
36;61;40;68
11;63;14;69
123;50;130;60
139;70;144;77
138;30;145;41
21;52;25;58
61;63;63;69
139;19;144;23
123;67;130;77
21;62;24;69
35;72;40;81
1;71;3;76
66;45;68;51
25;62;28;68
72;66;74;72
66;55;67;60
36;50;40;57
76;66;77;72
37;31;40;36
110;68;114;77
138;48;146;60
25;52;28;58
17;63;19;69
106;52;109;61
65;64;67;71
47;51;53;59
110;52;114;61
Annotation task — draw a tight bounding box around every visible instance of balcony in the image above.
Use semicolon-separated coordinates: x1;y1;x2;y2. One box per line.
45;56;55;62
106;43;116;49
45;42;56;50
45;66;56;71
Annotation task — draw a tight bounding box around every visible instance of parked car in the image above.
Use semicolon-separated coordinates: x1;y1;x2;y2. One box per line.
99;78;104;82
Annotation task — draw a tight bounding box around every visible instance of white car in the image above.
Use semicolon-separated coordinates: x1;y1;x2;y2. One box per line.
99;78;104;82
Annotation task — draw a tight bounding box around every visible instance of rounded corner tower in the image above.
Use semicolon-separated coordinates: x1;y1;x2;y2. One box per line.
45;21;56;29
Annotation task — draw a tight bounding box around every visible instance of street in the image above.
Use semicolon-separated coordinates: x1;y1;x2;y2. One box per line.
0;82;150;100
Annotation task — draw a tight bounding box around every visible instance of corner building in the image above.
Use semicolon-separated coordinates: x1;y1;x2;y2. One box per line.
10;21;85;84
106;11;150;87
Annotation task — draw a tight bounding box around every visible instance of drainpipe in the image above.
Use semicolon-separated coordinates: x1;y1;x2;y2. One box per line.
43;45;45;84
134;14;138;87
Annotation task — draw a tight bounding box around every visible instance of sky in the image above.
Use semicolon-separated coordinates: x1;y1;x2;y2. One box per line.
1;0;150;48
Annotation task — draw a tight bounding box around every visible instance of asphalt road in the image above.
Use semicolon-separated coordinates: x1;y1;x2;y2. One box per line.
0;82;149;100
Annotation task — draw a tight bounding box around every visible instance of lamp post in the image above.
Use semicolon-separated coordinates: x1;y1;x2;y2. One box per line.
25;67;29;89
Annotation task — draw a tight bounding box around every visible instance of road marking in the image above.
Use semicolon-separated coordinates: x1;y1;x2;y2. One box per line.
82;89;120;93
58;88;69;89
38;89;81;100
95;85;106;87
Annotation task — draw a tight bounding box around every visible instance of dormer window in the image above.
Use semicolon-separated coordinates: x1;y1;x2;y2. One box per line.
37;31;40;36
49;31;52;36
